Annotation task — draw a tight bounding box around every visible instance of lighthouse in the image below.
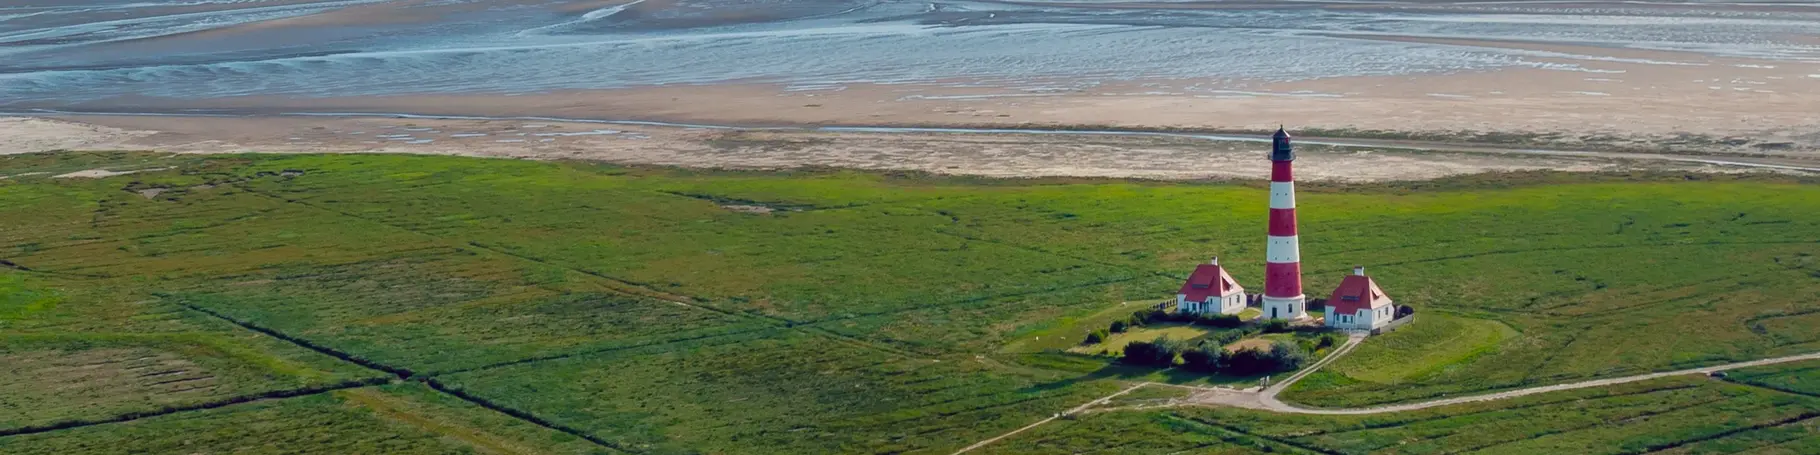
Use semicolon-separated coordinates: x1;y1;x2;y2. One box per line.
1263;127;1308;320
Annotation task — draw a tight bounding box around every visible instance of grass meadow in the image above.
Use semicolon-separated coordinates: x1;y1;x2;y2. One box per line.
2;151;1819;453
986;375;1820;454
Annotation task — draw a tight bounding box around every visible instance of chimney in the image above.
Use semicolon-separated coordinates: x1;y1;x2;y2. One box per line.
1354;265;1365;276
1211;256;1219;266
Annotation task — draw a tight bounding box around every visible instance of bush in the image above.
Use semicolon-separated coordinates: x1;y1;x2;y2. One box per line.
1164;310;1197;323
1210;328;1251;346
1397;305;1416;318
1270;340;1310;371
1128;311;1152;328
1139;308;1170;324
1307;298;1327;312
1296;339;1319;355
1315;333;1342;350
1224;347;1274;375
1122;336;1187;367
1180;344;1228;373
1196;314;1243;328
1083;329;1109;345
1110;320;1128;333
1262;319;1290;333
1222;340;1309;375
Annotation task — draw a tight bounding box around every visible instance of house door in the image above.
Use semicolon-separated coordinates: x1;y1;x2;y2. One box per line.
1270;308;1277;319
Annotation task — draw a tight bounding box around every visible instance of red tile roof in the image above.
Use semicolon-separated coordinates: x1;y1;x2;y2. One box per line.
1328;274;1392;315
1179;264;1242;302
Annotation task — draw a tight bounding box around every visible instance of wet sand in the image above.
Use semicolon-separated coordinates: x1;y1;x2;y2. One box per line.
8;2;1819;182
2;114;1792;182
46;36;1815;159
8;35;1818;182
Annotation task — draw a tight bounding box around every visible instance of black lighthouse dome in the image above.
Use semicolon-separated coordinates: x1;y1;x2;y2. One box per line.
1270;126;1294;162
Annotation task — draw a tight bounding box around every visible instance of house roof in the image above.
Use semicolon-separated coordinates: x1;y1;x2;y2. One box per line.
1179;264;1243;302
1328;274;1392;314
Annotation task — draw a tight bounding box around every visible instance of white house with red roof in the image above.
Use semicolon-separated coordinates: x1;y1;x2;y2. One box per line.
1325;266;1397;331
1177;257;1247;315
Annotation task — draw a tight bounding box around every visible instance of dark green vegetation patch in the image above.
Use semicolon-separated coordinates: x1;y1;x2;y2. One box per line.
2;151;1818;453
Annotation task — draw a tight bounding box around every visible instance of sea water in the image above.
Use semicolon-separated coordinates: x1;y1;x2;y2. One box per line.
1;0;1817;106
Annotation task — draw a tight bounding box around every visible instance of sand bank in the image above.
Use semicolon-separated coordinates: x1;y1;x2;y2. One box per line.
45;36;1815;158
2;114;1794;182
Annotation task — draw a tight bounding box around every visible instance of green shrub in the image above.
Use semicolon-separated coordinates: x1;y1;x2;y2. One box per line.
1210;328;1252;346
1196;314;1244;328
1083;329;1109;345
1121;336;1187;367
1180;345;1227;373
1223;341;1308;375
1316;333;1343;350
1138;308;1171;324
1262;320;1290;333
1110;320;1128;333
1127;312;1148;328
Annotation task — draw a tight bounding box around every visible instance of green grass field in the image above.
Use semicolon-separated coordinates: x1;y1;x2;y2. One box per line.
1066;324;1211;355
987;375;1820;455
1284;314;1519;402
4;151;1819;453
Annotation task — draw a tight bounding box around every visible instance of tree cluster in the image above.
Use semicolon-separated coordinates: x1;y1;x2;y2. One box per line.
1120;335;1189;367
1119;326;1343;375
1152;338;1311;375
1086;305;1344;347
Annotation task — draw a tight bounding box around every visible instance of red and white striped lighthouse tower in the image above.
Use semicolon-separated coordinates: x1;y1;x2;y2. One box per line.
1263;127;1308;320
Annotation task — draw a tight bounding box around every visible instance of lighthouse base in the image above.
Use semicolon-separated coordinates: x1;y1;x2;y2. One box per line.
1261;295;1308;321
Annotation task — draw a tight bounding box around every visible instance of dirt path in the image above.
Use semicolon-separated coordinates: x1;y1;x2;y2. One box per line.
949;382;1151;455
953;336;1820;452
950;334;1367;454
1234;350;1820;415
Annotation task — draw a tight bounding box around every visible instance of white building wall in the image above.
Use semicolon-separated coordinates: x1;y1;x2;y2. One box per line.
1181;292;1249;316
1220;293;1245;315
1325;304;1398;330
1261;295;1306;320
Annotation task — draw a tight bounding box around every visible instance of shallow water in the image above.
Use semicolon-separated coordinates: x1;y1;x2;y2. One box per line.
2;0;1818;105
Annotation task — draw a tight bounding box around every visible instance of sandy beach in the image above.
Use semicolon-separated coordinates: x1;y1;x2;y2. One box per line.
6;112;1802;182
5;0;1819;180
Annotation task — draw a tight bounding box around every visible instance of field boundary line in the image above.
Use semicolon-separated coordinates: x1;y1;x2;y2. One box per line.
176;300;643;453
180;302;417;379
1635;412;1820;454
1720;377;1820;399
0;378;387;439
422;378;642;454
